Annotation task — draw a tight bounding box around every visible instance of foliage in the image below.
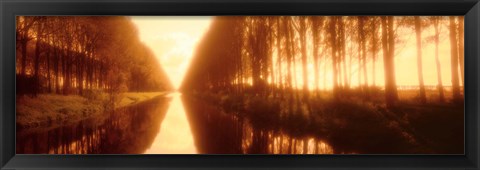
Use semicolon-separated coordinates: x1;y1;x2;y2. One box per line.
16;92;166;130
15;16;173;97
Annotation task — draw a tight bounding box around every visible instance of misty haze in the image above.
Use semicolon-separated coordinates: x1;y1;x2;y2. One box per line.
16;16;464;154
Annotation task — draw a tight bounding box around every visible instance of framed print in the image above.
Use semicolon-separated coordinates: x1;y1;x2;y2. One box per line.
1;0;479;169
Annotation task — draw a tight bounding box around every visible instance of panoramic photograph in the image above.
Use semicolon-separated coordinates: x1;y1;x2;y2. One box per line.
16;16;464;154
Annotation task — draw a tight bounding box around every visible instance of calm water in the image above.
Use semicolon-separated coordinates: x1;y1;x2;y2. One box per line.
16;92;334;154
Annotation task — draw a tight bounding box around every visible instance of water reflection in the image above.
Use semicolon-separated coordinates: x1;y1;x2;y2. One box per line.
182;95;334;154
144;93;197;154
17;93;337;154
16;96;171;154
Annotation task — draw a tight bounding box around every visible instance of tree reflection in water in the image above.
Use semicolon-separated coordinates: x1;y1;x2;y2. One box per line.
17;93;337;154
16;96;171;154
182;95;334;154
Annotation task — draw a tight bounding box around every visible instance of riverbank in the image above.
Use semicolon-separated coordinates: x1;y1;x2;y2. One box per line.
16;92;167;129
188;90;464;154
118;92;168;108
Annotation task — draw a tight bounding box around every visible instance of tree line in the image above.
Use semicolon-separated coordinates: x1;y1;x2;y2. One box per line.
181;16;464;107
16;16;172;97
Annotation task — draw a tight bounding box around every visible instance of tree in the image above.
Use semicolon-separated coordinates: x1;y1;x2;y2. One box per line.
294;16;310;99
431;16;445;102
17;16;36;76
414;16;426;104
310;16;324;93
369;17;380;87
16;16;173;97
381;16;398;107
181;16;457;109
358;16;368;93
328;17;340;98
449;16;461;103
457;16;464;87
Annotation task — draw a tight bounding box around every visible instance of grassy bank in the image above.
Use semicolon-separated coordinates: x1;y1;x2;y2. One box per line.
16;92;167;129
190;90;464;153
118;92;167;108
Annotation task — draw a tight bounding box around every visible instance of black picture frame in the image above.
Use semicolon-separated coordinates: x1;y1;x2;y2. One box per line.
1;0;479;169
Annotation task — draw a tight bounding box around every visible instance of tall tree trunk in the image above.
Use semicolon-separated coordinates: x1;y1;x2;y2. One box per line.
371;18;377;87
249;22;261;95
284;18;294;100
433;17;445;102
457;16;464;87
414;16;426;104
329;17;339;99
449;16;461;103
46;35;51;93
33;20;43;96
20;17;32;76
299;17;309;100
312;17;321;93
323;53;327;91
269;19;275;96
359;17;368;95
381;16;398;108
289;22;300;102
63;45;71;95
277;17;284;98
357;30;362;88
362;31;368;92
54;46;60;94
21;36;28;76
340;18;348;89
312;17;320;94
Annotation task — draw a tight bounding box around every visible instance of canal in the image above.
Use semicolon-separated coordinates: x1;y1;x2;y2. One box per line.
16;92;334;154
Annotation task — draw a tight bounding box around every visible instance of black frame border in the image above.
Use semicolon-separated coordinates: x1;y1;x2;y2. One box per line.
1;0;479;169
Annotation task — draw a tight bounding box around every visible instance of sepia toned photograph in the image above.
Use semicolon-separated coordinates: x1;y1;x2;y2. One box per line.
16;16;464;154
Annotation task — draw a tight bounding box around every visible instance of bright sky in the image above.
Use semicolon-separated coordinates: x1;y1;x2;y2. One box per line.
130;16;212;89
394;24;459;87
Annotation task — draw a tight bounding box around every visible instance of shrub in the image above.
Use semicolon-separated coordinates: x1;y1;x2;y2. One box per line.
82;89;107;101
245;96;281;129
220;94;245;113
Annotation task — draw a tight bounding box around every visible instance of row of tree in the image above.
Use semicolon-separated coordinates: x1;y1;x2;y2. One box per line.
16;16;172;96
181;16;464;107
